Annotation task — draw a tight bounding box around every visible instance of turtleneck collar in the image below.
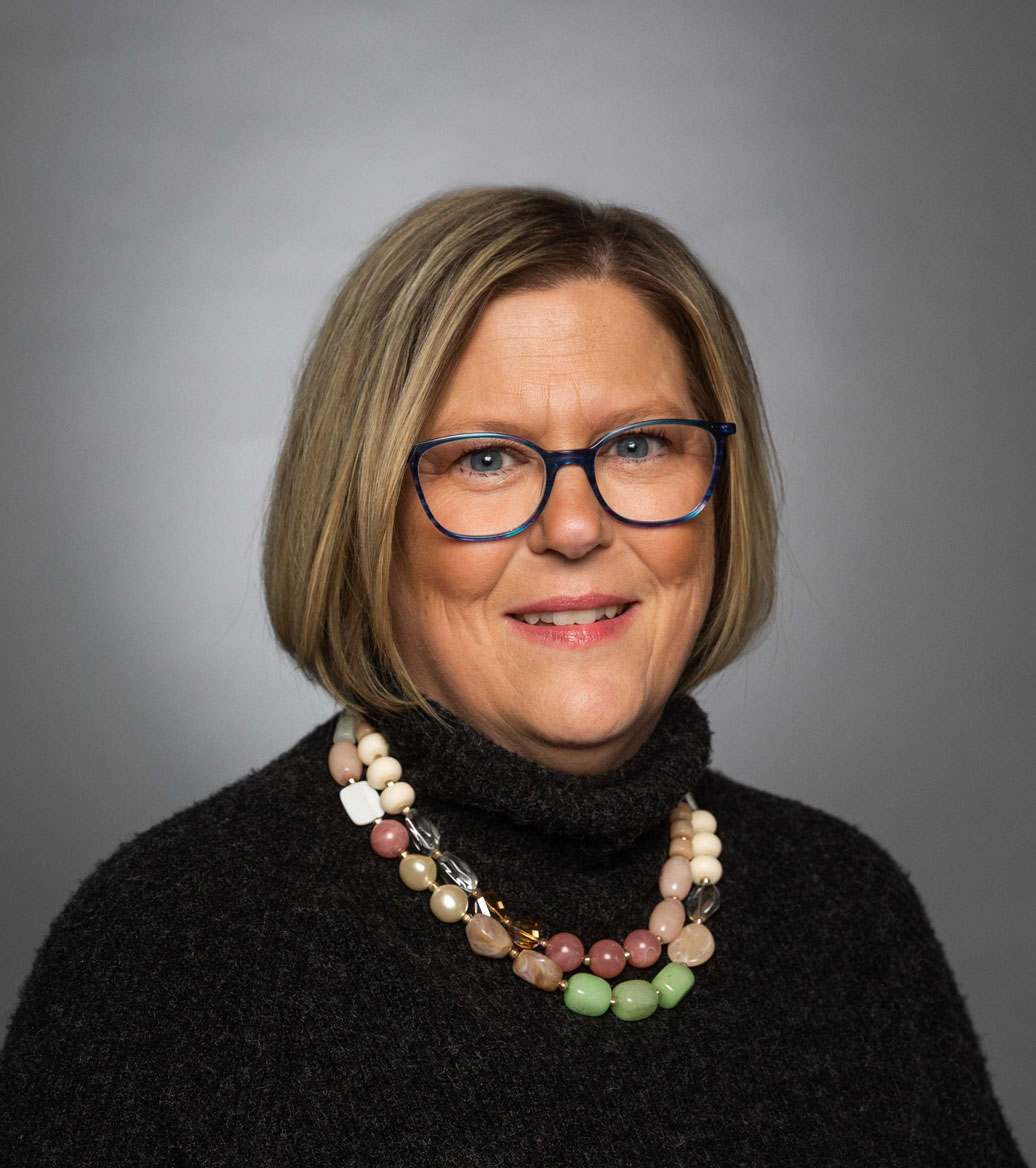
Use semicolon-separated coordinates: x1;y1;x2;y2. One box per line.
377;690;711;854
372;691;711;942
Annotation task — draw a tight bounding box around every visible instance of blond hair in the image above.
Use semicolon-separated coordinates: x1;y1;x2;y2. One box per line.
263;186;779;714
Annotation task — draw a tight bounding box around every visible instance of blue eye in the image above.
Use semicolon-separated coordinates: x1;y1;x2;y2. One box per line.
610;433;664;459
465;449;507;472
618;436;649;458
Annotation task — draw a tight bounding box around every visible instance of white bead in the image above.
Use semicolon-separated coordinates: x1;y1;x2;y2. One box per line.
357;732;389;765
339;781;384;825
380;781;415;815
365;755;402;790
430;884;468;922
692;830;722;857
690;809;717;834
690;855;723;885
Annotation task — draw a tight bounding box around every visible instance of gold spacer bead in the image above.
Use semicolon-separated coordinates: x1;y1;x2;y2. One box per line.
609;997;616;1006
509;947;520;959
401;805;412;815
582;955;592;966
430;849;443;860
427;882;440;892
559;979;569;990
461;912;473;923
623;950;631;960
655;988;661;998
399;849;409;859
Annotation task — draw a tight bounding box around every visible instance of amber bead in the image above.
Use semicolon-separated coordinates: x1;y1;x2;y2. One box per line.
475;890;510;926
509;915;543;949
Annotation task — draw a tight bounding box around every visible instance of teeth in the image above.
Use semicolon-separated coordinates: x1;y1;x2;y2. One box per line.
555;609;594;626
519;604;627;626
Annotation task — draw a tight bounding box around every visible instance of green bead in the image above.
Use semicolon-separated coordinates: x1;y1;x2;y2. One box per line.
563;972;612;1017
610;978;659;1021
652;961;695;1008
333;712;358;743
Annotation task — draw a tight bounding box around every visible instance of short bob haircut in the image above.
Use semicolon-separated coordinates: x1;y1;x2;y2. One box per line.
263;186;779;715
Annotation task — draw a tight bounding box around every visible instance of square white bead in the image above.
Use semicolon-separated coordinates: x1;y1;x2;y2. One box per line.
340;781;384;825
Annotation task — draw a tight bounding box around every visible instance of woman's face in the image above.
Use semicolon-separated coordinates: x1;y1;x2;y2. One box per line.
390;279;715;774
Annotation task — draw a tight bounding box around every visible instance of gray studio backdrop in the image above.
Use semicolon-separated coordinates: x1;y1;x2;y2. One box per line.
2;0;1033;1155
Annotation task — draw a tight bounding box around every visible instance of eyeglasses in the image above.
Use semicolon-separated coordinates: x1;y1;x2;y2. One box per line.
407;418;736;541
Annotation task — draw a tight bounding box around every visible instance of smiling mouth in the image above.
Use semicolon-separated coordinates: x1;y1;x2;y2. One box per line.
510;603;632;626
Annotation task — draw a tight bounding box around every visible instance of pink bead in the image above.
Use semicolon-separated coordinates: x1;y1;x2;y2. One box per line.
588;939;627;979
369;819;409;858
658;856;693;899
624;928;662;969
648;897;686;941
328;740;362;785
544;932;585;973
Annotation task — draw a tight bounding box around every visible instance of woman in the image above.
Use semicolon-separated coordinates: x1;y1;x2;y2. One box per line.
1;188;1023;1164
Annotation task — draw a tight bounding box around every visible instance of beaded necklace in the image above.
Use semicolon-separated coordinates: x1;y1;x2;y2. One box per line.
328;709;722;1022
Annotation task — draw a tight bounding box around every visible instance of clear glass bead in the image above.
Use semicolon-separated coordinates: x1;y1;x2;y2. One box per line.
404;810;441;854
688;882;720;921
437;850;479;892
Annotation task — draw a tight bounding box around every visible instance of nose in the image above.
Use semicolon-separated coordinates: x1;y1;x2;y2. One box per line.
525;463;612;558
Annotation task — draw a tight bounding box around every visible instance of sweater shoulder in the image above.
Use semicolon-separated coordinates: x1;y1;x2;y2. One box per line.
79;717;333;888
10;718;340;1002
699;769;929;923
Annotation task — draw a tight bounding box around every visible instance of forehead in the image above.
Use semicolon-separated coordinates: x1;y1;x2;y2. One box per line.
425;279;695;438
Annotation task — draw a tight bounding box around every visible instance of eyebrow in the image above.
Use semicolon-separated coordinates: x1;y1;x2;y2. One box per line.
430;400;699;440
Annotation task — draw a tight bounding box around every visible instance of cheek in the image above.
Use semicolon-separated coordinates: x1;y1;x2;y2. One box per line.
390;494;511;650
655;514;715;592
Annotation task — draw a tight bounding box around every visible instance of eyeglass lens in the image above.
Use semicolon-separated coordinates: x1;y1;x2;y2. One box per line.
416;422;718;538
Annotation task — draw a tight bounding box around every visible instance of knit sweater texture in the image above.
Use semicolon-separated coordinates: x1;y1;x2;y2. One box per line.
0;694;1024;1166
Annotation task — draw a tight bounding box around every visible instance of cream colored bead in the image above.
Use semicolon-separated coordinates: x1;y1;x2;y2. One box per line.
430;883;468;922
690;855;723;885
692;830;722;858
690;809;717;834
380;781;415;815
366;755;402;790
357;732;389;765
399;853;437;890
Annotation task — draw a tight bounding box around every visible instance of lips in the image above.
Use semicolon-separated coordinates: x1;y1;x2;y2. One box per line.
515;603;629;626
507;593;635;617
505;595;638;646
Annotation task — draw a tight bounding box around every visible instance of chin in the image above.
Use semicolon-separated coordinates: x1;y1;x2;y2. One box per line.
524;676;653;751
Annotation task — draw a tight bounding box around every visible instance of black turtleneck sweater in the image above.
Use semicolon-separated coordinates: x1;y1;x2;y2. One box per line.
1;696;1024;1165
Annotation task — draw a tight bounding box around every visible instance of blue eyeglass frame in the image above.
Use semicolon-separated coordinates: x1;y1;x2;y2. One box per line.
407;418;737;542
